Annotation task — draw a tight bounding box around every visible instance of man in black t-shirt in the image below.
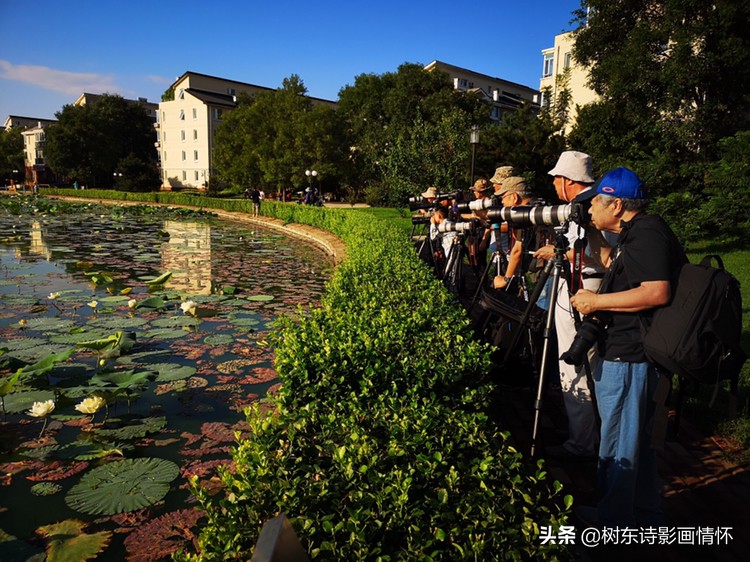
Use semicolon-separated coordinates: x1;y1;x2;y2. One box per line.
570;167;686;528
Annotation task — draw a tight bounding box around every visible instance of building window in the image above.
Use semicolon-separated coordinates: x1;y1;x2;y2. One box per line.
564;52;572;69
459;78;468;88
178;89;185;100
194;150;199;161
180;130;186;141
543;53;554;77
193;129;198;140
227;88;236;96
192;108;197;119
181;151;186;161
194;171;199;181
213;108;223;120
182;171;187;181
179;110;185;120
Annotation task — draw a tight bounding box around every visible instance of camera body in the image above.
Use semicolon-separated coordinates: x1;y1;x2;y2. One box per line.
560;315;608;366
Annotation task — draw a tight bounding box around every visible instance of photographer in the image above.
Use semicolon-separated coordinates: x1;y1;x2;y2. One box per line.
534;151;609;461
570;167;686;527
429;205;457;275
491;176;534;292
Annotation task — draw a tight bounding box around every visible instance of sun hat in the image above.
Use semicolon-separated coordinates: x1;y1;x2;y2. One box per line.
421;186;438;198
470;179;491;193
548;151;595;183
490;166;515;185
496;176;531;197
594;167;645;199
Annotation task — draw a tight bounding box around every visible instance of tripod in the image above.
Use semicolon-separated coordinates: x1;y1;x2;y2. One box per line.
501;225;598;458
442;232;467;295
470;224;509;307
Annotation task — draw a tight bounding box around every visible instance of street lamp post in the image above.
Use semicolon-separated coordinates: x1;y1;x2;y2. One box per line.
305;169;317;203
469;125;480;186
113;172;123;188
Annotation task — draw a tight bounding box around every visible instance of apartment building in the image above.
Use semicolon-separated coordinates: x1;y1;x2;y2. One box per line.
157;71;336;190
3;116;57;186
424;60;540;121
539;31;598;133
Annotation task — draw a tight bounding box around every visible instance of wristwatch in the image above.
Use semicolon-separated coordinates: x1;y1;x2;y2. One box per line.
503;275;512;283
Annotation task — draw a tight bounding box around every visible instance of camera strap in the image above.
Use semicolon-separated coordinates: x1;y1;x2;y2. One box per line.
570;237;587;294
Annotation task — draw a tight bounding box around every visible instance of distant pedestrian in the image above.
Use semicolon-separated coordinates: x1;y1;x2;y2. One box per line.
250;188;261;217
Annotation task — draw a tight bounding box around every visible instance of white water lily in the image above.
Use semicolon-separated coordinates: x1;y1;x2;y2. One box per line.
28;400;55;438
128;298;138;309
48;292;61;300
180;300;197;317
75;395;106;415
28;400;55;418
88;300;98;308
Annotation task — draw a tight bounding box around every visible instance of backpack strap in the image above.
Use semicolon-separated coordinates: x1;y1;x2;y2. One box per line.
700;254;724;269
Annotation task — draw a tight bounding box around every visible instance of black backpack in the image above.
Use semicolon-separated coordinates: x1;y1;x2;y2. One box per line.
642;255;747;408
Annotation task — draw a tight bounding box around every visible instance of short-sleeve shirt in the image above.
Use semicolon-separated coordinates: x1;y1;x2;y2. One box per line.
598;213;687;362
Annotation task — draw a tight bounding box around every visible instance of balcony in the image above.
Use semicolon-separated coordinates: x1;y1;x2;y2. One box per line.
154;141;161;148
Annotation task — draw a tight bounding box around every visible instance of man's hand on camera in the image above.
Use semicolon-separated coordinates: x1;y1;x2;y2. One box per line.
570;289;597;315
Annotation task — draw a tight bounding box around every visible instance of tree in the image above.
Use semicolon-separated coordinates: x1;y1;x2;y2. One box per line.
213;75;343;195
337;63;489;205
476;103;567;196
0;128;24;185
45;94;158;189
570;0;750;195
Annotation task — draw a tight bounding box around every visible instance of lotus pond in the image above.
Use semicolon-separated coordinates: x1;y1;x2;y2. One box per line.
0;198;332;561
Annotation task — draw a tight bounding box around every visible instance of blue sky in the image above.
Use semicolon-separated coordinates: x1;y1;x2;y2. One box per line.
0;0;583;120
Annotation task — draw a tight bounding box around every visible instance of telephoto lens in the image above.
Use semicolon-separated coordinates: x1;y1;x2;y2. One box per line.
437;220;475;234
454;196;499;213
486;204;577;227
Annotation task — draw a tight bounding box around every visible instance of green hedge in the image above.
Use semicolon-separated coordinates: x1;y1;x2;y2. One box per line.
43;190;572;560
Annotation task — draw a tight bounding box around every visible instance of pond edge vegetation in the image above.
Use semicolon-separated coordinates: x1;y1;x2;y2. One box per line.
36;189;572;560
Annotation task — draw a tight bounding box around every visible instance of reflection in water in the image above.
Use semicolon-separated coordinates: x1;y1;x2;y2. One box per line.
161;220;212;294
15;220;52;261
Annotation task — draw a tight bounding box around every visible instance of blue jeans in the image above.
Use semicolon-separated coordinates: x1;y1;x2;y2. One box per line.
594;360;663;526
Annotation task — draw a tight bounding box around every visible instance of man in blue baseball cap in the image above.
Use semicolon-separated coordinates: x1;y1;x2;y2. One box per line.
570;166;687;528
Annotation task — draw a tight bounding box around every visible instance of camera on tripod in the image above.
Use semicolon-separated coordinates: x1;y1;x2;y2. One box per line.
411;215;432;225
408;191;457;212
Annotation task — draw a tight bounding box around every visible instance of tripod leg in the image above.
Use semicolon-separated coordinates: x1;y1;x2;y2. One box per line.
530;261;563;458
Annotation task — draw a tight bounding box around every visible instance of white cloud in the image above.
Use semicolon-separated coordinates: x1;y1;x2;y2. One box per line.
0;60;120;96
147;74;173;86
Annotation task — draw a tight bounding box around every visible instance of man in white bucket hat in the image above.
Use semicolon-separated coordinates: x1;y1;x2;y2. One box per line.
534;150;610;461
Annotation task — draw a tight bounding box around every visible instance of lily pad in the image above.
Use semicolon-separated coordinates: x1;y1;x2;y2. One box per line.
95;417;167;440
65;458;179;515
30;482;63;496
203;334;234;346
37;519;111;561
146;363;197;382
246;294;275;302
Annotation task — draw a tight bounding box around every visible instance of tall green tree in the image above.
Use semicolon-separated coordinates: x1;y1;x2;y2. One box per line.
570;0;750;194
477;102;568;197
0;127;25;185
213;75;343;194
45;94;158;189
337;63;489;205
